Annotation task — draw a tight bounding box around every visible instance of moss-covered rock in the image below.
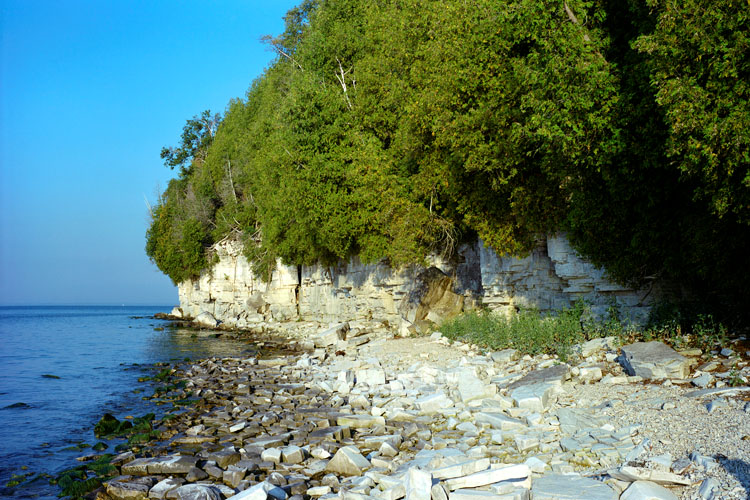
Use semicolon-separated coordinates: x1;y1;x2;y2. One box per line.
93;413;132;438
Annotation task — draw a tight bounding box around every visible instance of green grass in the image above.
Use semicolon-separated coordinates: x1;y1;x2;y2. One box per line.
439;302;592;362
439;299;731;360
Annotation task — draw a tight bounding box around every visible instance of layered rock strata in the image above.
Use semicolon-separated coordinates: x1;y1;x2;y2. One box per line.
177;235;659;330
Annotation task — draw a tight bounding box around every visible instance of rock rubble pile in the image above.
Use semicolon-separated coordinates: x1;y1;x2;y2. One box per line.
97;321;749;500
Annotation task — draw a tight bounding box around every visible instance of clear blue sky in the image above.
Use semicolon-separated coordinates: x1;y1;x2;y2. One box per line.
0;0;301;305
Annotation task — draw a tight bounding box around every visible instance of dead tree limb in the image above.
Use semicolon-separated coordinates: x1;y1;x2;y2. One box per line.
335;57;353;110
226;159;238;203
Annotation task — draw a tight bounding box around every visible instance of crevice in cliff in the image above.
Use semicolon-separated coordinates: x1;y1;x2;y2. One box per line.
295;264;302;318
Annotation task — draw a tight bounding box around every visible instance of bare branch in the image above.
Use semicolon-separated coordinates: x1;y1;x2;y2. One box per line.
564;2;591;42
143;194;154;218
283;146;306;170
226;159;238;203
261;35;304;71
335;57;353;110
563;2;608;63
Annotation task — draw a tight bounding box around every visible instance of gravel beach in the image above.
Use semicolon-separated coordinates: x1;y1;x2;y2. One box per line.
85;320;749;500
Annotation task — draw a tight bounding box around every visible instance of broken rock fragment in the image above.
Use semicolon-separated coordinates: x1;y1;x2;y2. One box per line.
620;342;690;380
531;474;617;500
325;446;371;476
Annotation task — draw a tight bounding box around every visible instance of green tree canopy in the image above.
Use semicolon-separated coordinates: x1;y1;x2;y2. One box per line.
146;0;750;322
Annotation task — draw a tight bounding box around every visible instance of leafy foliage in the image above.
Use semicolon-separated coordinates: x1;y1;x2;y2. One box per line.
146;0;750;322
160;110;222;177
634;0;750;222
439;304;591;362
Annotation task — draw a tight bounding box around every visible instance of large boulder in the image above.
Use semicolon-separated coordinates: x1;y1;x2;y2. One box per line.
398;267;464;332
193;312;218;329
312;322;349;347
620;341;691;380
245;291;267;313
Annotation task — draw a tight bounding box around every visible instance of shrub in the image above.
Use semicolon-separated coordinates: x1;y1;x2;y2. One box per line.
439;302;592;361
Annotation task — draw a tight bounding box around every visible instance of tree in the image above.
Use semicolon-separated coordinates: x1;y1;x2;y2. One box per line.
160;110;222;177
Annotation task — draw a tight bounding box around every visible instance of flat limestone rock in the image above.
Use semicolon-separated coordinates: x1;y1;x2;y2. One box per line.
449;490;521;500
531;474;617;500
147;455;199;474
307;486;332;497
444;464;530;490
245;434;292;448
458;375;497;403
684;386;750;398
510;382;554;412
405;467;432;500
314;323;350;347
168;484;222;500
415;393;453;414
203;448;241;468
608;466;691;486
507;365;570;390
556;408;607;435
490;349;519;364
121;457;155;476
326;445;371;476
362;433;402;450
431;483;449;500
620;481;678;500
431;458;490;479
474;412;526;431
228;481;286;500
309;426;349;441
356;368;386;386
223;466;247;488
149;478;185;499
173;436;217;445
106;480;150;500
620;342;690;380
281;445;305;464
337;414;386;429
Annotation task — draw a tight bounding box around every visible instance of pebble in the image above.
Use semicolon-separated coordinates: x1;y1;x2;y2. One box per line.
706;399;727;413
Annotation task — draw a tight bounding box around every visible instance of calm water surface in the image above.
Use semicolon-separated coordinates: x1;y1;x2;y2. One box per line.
0;306;256;498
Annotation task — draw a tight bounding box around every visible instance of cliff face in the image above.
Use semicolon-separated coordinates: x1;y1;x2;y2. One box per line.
178;235;658;329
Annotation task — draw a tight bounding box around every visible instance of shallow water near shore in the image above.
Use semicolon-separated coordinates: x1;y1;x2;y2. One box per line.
0;305;257;498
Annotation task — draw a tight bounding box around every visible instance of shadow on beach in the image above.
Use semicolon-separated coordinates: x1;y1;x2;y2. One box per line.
719;457;750;497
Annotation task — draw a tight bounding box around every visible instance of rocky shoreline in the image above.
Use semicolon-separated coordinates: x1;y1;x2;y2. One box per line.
74;319;748;500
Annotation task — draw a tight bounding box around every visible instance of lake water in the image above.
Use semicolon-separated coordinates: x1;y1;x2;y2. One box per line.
0;305;256;498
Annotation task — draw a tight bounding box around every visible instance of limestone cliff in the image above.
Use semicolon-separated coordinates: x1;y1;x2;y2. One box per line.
177;235;658;330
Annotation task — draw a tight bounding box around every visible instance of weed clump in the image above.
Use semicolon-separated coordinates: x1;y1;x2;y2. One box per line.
439;301;594;361
439;299;732;359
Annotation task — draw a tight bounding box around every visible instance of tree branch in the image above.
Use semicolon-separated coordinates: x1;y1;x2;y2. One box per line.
226;159;238;203
335;57;353;110
564;2;591;42
262;35;304;71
